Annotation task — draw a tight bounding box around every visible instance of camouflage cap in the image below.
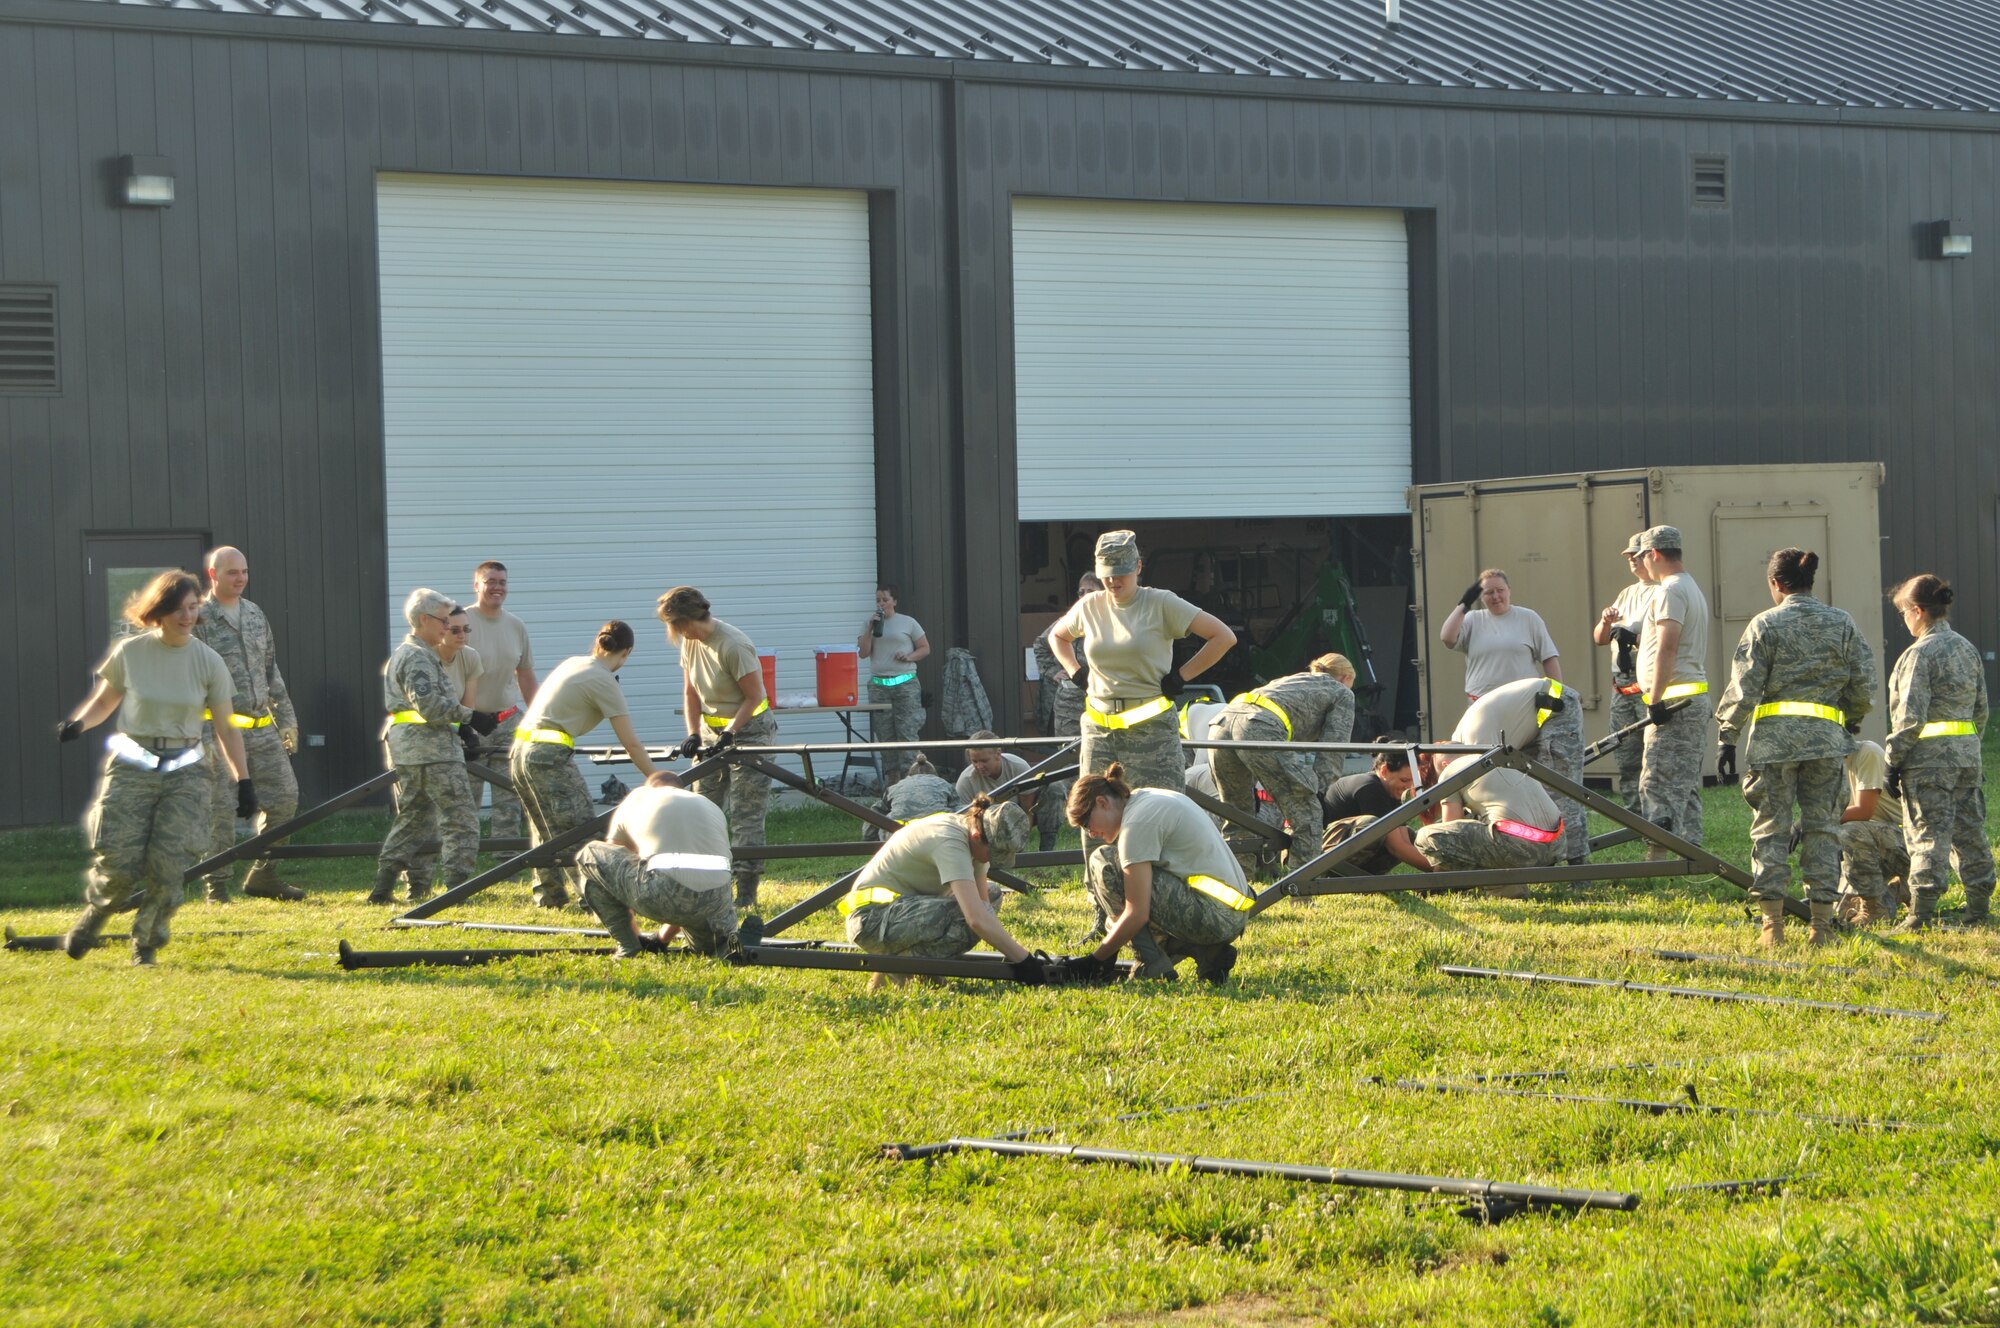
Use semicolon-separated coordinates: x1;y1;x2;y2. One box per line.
1094;529;1141;578
1622;532;1645;556
1637;525;1684;553
979;800;1033;867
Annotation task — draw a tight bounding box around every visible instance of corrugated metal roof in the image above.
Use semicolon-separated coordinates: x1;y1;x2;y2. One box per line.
73;0;2000;112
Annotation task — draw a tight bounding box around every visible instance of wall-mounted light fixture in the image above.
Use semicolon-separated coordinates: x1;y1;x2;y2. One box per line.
119;155;175;207
1928;219;1972;260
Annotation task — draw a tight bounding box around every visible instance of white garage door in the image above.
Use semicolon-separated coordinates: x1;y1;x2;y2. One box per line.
1013;199;1410;520
377;174;876;765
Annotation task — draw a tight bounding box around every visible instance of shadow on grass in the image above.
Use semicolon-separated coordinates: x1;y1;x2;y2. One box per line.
214;956;779;1006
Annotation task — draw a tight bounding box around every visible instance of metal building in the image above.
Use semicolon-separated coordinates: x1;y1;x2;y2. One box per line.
2;0;1996;826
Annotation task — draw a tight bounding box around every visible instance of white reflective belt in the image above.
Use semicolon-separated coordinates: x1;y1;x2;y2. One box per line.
107;732;205;773
645;853;733;874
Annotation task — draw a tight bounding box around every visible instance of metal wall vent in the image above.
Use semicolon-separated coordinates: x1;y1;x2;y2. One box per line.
1691;153;1729;207
0;285;59;395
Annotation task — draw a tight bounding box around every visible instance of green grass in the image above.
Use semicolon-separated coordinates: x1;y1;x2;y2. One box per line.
6;764;2000;1328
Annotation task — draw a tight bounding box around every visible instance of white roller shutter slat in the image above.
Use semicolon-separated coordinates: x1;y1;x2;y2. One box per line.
1012;199;1411;521
378;174;877;760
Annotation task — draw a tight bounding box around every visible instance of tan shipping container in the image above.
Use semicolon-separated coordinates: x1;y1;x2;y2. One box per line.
1408;464;1888;773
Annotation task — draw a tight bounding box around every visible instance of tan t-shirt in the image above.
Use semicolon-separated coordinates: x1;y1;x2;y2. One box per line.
99;630;235;742
1449;606;1559;699
856;813;977;898
1845;740;1904;827
683;619;761;718
868;612;925;677
1442;755;1562;832
1642;571;1709;689
1451;676;1561;751
441;645;483;710
1053;588;1201;703
464;607;534;709
521;655;628;739
1114;788;1247;893
609;784;733;890
957;752;1030;802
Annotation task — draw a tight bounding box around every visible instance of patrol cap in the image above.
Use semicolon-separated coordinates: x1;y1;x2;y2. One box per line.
1622;533;1645;556
1638;525;1684;553
1094;529;1141;578
979;800;1032;867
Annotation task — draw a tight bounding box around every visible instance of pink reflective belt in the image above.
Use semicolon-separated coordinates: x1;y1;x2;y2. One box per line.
1495;818;1563;844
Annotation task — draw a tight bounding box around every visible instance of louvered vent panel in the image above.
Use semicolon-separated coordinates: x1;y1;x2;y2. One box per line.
0;286;58;395
1692;153;1729;207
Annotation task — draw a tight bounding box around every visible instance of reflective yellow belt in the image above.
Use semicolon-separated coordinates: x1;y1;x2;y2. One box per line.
1186;873;1255;912
1231;692;1293;740
1084;695;1173;730
1919;720;1978;739
204;709;274;729
1752;701;1844;725
836;885;901;917
1645;681;1709;705
872;672;917;687
1535;681;1566;726
702;698;771;729
388;709;429;724
518;727;575;748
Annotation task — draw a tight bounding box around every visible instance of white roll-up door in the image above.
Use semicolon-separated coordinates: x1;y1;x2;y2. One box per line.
1013;199;1410;520
377;174;876;758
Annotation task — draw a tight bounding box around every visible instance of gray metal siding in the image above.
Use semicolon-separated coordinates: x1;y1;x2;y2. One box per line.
0;3;1995;823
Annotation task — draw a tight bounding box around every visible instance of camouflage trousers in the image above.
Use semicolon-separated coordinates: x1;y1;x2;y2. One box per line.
1523;701;1589;862
1321;814;1403;877
1087;843;1248;977
573;841;738;955
80;753;211;953
1839;819;1910;906
697;710;778;891
1608;685;1646;794
470;714;524;839
380;761;479;890
1209;708;1323;856
1415;819;1557;873
204;723;299;891
512;740;597;905
1035;775;1074;850
845;883;1003;959
1080;709;1185;791
1639;692;1710;847
1741;756;1845;904
1902;768;1996;911
868;678;926;787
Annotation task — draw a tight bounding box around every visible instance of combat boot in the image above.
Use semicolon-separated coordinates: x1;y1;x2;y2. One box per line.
1891;895;1938;933
1807;901;1840;947
597;908;644;960
1192;943;1239;986
732;874;760;911
204;879;231;904
242;865;305;902
1957;884;1993;927
62;905;110;960
1757;899;1786;948
365;867;399;905
1128;929;1179;980
531;884;569;910
131;946;158;966
406;879;434;905
1856;894;1893;926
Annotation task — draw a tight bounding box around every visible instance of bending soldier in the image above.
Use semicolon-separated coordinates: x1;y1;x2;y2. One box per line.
1205;652;1357;860
1408;755;1564;891
1835;739;1908;926
1318;750;1425;877
194;546;304;903
573;772;739;959
880;754;960;826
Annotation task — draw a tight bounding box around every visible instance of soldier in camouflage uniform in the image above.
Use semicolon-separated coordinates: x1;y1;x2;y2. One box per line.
374;589;497;904
1033;574;1100;848
1835;739;1909;925
1411;757;1566;888
1592;535;1655;799
879;755;961;826
57;570;258;965
841;800;1038;989
1884;574;1993;929
573;773;738;959
1207;654;1356;860
1048;531;1237;793
858;585;931;788
193;546;304;903
1633;526;1716;852
1715;549;1876;945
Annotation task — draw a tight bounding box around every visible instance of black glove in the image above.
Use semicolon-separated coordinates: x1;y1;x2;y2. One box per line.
1845;719;1862;735
56;719;83;743
1886;765;1903;799
1717;742;1737;785
709;729;737;752
466;709;501;736
675;733;704;759
235;779;258;820
1648;702;1674;727
1787;823;1803;857
1459;582;1484;612
1067;664;1090;692
1051;952;1120;985
1007;951;1050;986
1538;690;1567;715
459;724;483;759
1159;669;1186;701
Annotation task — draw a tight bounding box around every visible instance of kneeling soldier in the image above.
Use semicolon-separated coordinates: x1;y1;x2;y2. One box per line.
1836;739;1908;925
1410;754;1564;892
573;772;739;959
1066;762;1252;984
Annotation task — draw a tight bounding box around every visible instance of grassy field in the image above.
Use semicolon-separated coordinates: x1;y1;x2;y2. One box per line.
6;759;2000;1327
